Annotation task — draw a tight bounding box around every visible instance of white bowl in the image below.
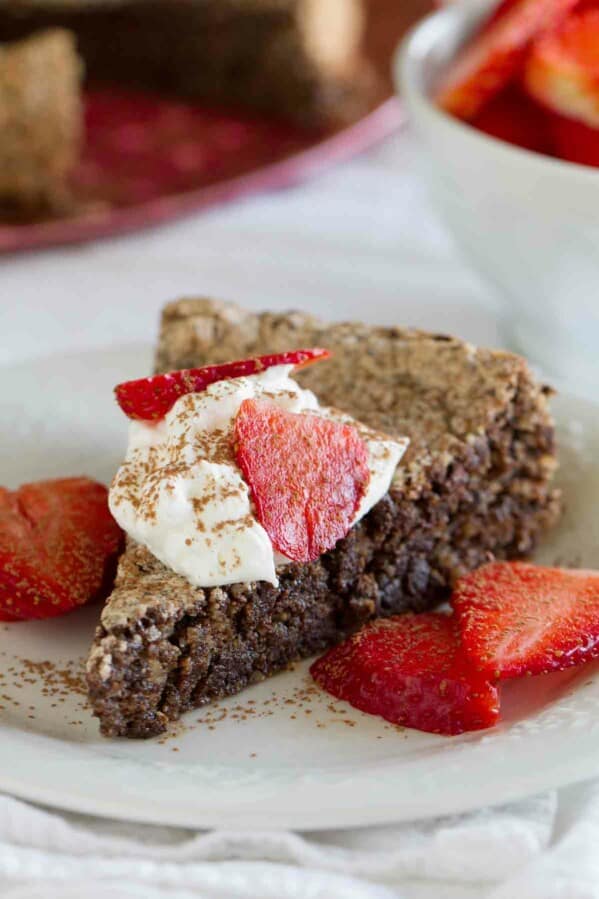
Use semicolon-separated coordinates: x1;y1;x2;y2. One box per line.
396;2;599;387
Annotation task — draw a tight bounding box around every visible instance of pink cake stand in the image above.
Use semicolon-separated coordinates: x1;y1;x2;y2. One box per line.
0;90;404;255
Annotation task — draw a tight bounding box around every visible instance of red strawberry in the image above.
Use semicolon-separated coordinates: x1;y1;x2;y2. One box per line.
452;561;599;679
523;10;599;129
550;111;599;165
234;399;369;563
0;612;22;621
310;613;500;736
437;0;579;120
115;348;330;422
0;489;24;620
471;86;555;153
0;478;123;620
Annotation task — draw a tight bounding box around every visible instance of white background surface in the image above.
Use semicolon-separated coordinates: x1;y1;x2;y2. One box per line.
0;129;501;367
2;127;598;897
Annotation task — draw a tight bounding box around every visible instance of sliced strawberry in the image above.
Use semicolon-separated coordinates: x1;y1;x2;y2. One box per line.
234;399;369;563
452;561;599;679
523;10;599;129
550;110;599;164
0;478;123;620
0;611;22;621
471;85;555;153
115;348;330;422
310;613;500;736
437;0;579;120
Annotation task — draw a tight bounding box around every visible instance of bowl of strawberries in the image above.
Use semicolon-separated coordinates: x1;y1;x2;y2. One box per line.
397;0;599;387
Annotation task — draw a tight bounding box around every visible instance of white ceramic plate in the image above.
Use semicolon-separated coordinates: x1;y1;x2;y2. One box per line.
1;345;598;832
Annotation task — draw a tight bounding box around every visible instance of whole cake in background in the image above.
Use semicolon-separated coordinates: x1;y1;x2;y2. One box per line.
0;29;82;212
0;0;376;127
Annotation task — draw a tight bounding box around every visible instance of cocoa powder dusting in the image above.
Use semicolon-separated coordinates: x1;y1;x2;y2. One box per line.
0;650;89;725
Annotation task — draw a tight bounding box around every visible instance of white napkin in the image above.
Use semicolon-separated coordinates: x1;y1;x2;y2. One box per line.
0;786;585;899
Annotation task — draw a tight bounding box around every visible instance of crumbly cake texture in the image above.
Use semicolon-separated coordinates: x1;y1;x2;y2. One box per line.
87;298;561;738
0;0;375;128
0;29;82;210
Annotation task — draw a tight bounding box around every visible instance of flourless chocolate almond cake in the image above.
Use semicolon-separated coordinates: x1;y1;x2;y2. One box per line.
86;298;561;738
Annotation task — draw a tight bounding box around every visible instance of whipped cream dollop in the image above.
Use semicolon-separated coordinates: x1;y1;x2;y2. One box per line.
109;365;408;589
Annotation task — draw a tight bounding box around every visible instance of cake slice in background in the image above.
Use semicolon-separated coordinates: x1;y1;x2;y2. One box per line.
86;299;561;739
0;29;82;213
0;0;376;127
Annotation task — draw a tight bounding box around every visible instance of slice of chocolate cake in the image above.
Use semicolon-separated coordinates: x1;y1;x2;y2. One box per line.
86;299;561;739
0;29;82;212
0;0;375;127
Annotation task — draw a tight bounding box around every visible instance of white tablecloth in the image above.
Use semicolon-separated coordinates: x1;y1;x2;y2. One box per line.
1;127;598;898
0;128;502;367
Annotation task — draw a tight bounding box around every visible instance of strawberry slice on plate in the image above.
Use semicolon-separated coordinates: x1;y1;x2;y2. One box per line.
0;478;123;620
234;398;370;563
452;561;599;679
310;613;500;736
437;0;578;120
0;611;22;621
0;495;23;621
115;348;330;421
